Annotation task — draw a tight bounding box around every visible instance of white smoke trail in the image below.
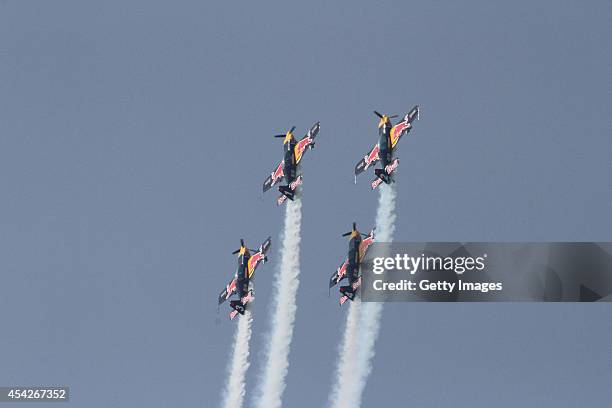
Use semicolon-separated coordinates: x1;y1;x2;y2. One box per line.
373;182;397;243
256;198;302;408
329;183;396;408
221;309;253;408
327;298;361;407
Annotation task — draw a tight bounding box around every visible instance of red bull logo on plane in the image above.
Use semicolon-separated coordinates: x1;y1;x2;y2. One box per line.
242;291;253;304
296;137;311;154
272;161;284;181
391;121;410;143
248;252;265;272
371;177;383;189
385;158;399;174
365;145;380;167
289;175;303;190
337;260;348;279
359;236;374;258
227;279;237;297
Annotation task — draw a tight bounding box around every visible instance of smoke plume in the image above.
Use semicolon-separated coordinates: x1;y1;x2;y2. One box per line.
256;199;303;408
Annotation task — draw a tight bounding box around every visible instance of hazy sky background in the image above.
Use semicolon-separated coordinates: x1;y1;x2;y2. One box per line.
1;1;611;407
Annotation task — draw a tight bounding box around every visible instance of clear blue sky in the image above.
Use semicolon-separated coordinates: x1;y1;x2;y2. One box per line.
1;1;611;407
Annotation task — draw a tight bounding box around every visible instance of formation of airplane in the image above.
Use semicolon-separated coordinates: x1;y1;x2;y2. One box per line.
218;104;419;320
329;223;375;305
262;122;321;205
354;105;420;189
218;237;271;320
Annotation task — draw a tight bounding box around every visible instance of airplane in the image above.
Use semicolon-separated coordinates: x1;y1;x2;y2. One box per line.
354;105;419;189
262;122;321;205
329;222;375;305
218;236;271;320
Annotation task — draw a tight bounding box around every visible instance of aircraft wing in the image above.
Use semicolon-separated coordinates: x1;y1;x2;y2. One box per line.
263;160;284;193
358;230;375;261
354;143;380;177
294;122;320;164
330;258;349;288
390;105;419;149
218;276;237;305
247;236;272;278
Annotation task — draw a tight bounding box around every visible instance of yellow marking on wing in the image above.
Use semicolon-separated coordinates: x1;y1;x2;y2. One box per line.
294;145;303;164
247;255;260;278
390;125;401;148
359;242;366;261
247;259;255;278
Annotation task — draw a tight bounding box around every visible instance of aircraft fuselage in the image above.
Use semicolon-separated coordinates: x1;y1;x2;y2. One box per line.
283;139;298;185
347;234;363;286
236;251;251;299
378;121;394;170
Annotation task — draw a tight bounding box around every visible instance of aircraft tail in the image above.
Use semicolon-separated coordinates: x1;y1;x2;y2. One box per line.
229;290;254;319
229;300;246;318
277;175;303;205
339;287;353;296
278;185;295;200
374;168;390;183
372;159;399;189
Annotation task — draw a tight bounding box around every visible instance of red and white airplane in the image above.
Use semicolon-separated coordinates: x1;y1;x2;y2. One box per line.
262;122;320;205
354;106;419;189
329;223;375;305
218;237;271;320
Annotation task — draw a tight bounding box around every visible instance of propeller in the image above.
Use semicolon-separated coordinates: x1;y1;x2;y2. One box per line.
342;222;358;237
231;239;246;255
373;111;398;119
274;126;296;138
342;222;371;237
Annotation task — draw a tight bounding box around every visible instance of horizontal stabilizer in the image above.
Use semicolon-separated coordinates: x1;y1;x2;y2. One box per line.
229;290;253;319
371;177;384;190
229;300;246;316
277;175;303;205
371;159;399;189
339;286;355;306
277;194;289;206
